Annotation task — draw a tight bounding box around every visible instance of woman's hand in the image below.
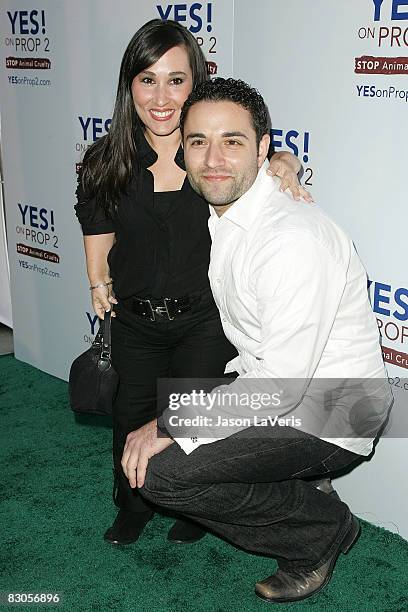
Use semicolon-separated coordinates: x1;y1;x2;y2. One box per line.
267;151;313;203
91;283;117;320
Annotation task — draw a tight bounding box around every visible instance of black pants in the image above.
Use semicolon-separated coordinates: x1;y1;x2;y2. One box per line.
141;426;360;569
110;290;237;513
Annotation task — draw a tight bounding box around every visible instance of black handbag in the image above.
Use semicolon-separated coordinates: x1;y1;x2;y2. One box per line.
69;311;119;415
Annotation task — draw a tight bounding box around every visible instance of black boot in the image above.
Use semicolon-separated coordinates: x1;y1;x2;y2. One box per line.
167;518;207;543
104;508;154;545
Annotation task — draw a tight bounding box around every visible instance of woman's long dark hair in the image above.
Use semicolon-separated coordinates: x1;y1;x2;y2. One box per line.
80;19;208;215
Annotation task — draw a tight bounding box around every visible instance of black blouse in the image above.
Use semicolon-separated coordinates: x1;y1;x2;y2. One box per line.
75;131;213;301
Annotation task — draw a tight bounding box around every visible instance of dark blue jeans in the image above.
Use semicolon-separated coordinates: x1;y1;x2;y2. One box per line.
141;426;360;570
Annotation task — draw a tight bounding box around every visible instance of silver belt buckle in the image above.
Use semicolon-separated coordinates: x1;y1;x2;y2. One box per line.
145;299;156;321
146;298;174;321
163;298;175;320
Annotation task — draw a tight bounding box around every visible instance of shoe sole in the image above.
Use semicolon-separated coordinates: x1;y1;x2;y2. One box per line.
255;514;361;604
103;531;143;545
167;533;207;544
103;537;139;545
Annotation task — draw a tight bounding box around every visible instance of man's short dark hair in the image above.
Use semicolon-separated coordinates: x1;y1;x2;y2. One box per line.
180;78;271;146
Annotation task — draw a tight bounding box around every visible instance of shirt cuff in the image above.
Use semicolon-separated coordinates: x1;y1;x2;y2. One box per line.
173;436;221;455
157;414;171;438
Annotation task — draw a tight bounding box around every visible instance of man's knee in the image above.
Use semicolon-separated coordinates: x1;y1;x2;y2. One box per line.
140;450;181;505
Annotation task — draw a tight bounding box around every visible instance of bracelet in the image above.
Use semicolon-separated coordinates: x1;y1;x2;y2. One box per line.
89;280;112;290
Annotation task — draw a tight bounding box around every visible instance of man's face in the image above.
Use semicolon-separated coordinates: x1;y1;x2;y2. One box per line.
183;100;269;210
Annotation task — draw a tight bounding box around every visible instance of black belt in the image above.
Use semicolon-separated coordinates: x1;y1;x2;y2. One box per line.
121;295;199;321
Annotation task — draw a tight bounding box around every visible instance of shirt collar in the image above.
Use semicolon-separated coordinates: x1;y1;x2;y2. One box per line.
134;123;186;170
209;161;277;231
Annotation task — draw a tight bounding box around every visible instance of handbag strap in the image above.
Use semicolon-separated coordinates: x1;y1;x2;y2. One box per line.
100;310;113;362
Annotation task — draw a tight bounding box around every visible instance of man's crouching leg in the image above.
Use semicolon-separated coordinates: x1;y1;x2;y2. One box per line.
140;443;210;516
139;440;361;605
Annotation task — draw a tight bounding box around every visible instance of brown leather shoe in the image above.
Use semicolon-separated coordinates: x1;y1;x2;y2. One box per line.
255;514;360;603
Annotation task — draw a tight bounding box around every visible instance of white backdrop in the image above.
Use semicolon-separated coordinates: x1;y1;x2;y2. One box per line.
0;0;407;538
0;168;12;327
0;0;233;374
234;0;408;538
0;115;12;327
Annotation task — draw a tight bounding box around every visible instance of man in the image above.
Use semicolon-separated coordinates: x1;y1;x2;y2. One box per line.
121;78;392;603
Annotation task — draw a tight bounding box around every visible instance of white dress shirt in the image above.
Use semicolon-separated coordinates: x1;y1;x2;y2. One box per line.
173;162;391;456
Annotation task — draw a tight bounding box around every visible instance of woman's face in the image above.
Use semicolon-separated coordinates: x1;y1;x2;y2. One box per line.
131;45;193;139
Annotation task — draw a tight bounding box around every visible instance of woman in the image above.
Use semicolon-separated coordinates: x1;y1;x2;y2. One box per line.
75;19;309;546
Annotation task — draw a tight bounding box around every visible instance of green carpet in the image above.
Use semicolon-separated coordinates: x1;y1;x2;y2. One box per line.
0;355;407;612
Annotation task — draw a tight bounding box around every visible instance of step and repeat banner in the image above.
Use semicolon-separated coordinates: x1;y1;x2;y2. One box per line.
0;173;12;327
234;0;407;537
0;1;407;536
0;0;233;375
